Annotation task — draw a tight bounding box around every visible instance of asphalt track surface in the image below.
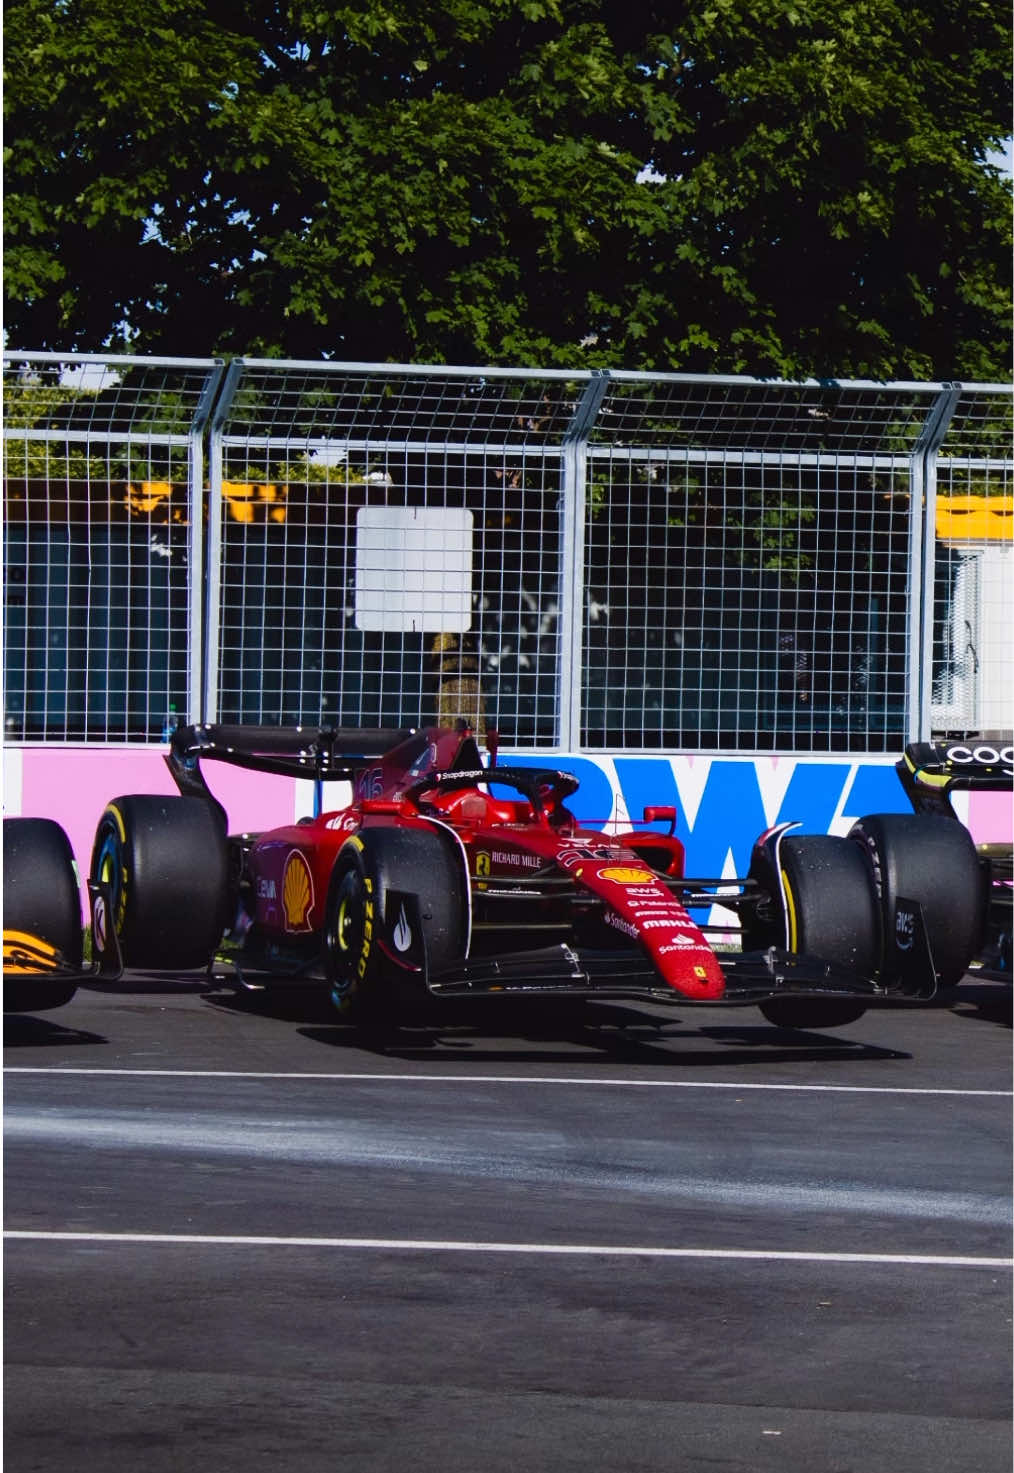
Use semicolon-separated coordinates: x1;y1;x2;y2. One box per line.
4;972;1012;1473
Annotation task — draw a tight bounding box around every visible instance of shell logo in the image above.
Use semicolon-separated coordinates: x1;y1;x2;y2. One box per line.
599;867;656;885
282;852;316;932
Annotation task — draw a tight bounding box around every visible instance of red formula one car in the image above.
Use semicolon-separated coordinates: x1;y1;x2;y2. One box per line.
60;721;991;1030
1;723;992;1026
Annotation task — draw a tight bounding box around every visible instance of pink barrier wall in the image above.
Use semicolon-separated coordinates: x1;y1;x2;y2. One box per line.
968;788;1014;846
4;747;308;922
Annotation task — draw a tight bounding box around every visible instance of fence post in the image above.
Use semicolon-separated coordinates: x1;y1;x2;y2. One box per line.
557;371;610;750
909;383;962;740
188;361;229;724
203;358;245;723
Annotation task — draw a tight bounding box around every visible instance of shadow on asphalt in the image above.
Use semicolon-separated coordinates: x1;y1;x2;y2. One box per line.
84;974;218;996
948;982;1013;1028
201;984;340;1024
2;1014;108;1048
305;1028;908;1068
196;988;909;1065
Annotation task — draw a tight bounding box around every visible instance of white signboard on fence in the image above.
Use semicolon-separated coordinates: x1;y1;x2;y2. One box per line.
354;505;474;633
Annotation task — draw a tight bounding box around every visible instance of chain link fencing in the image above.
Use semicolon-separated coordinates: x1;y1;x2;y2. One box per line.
4;352;1011;751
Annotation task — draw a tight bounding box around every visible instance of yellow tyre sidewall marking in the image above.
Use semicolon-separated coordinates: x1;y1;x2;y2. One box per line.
102;804;129;931
106;804;127;842
781;869;799;952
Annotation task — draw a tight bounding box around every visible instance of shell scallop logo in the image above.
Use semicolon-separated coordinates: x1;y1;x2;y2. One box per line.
282;851;315;932
599;866;656;885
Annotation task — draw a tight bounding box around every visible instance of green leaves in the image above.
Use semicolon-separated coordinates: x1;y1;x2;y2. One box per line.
3;0;1010;378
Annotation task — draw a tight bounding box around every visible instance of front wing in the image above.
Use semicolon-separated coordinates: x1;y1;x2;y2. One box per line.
2;880;125;991
383;890;934;1006
425;943;886;1006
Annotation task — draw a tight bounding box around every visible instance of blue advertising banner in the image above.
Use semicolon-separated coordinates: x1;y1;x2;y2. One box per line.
501;753;914;883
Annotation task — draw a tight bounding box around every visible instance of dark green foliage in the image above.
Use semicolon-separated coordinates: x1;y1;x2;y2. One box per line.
4;0;1011;377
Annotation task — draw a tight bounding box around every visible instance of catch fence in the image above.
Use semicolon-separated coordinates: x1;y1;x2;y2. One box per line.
4;352;1011;752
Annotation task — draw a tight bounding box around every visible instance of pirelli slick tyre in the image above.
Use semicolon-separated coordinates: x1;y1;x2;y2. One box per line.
3;818;82;1012
90;795;229;970
757;834;877;1030
847;813;985;988
324;827;466;1025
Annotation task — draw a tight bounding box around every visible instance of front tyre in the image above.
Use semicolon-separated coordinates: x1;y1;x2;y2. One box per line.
3;818;82;1011
325;827;466;1025
757;834;877;1030
848;813;985;987
90;795;229;970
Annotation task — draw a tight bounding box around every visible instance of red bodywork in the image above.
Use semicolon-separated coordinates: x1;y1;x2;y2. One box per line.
243;725;726;1001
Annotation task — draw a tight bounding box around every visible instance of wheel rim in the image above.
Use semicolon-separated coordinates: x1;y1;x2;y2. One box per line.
336;891;356;955
328;869;365;1008
94;826;125;931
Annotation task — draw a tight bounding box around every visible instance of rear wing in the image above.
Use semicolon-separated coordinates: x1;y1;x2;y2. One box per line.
164;722;421;821
163;720;492;820
166;722;418;784
896;741;1013;818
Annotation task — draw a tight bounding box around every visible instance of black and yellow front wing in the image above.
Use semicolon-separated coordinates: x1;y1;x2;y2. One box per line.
3;881;124;1012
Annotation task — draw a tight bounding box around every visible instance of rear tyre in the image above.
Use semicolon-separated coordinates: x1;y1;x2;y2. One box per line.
757;834;877;1030
3;818;82;1011
325;827;466;1025
847;813;985;987
90;795;229;970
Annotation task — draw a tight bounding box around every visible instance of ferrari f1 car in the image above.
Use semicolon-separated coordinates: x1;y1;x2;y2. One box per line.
1;723;996;1026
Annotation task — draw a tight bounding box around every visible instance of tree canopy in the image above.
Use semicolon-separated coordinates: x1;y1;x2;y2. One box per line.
4;0;1011;378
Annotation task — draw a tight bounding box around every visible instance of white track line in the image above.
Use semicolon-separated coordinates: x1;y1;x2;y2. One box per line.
4;1229;1010;1268
3;1066;1010;1097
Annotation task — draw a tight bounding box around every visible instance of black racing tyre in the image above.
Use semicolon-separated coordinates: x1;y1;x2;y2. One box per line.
757;834;877;1030
90;795;229;970
3;818;82;1011
324;826;466;1025
847;813;985;987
